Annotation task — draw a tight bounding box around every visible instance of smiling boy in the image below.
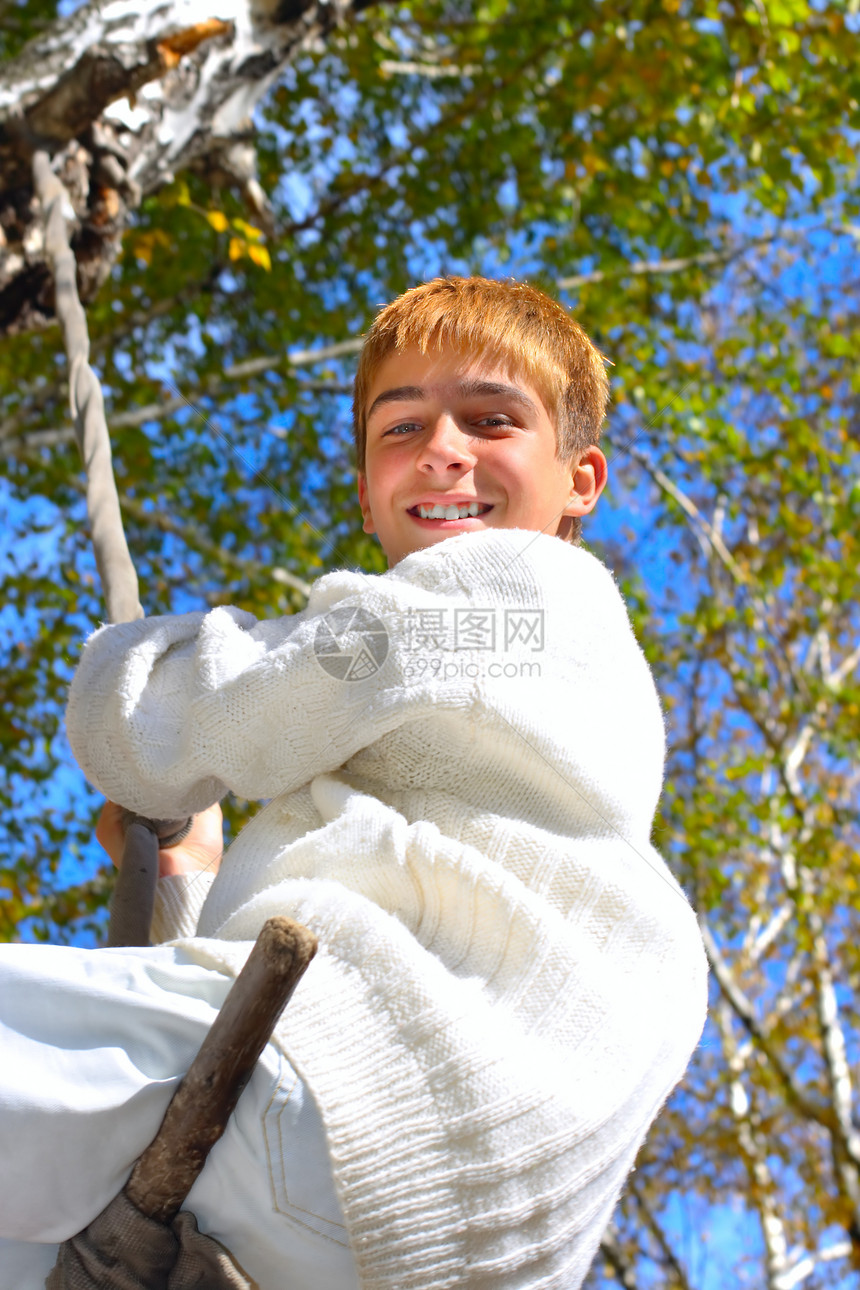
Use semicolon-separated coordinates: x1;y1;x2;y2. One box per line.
355;278;608;565
0;277;706;1290
357;344;607;563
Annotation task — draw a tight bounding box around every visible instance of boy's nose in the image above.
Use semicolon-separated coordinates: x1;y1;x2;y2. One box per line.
417;416;476;472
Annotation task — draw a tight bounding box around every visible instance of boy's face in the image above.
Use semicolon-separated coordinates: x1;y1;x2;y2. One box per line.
358;347;607;566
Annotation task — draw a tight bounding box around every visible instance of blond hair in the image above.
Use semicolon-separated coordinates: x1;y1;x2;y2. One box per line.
354;275;607;449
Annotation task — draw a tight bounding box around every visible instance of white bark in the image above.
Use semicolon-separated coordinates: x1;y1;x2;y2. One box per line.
0;0;374;332
714;999;792;1290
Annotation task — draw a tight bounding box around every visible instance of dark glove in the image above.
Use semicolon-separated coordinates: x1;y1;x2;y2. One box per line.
46;1190;250;1290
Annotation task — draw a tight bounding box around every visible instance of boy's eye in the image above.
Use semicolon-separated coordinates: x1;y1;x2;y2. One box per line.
384;422;422;436
378;413;516;438
471;415;518;430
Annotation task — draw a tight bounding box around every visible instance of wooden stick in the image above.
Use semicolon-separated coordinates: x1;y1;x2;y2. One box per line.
106;818;161;948
124;916;318;1223
107;814;194;948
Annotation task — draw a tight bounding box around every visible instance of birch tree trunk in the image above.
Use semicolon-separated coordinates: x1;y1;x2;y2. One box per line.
0;0;374;334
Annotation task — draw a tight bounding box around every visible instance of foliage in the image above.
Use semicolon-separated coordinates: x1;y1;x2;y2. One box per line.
2;0;860;1284
0;0;60;61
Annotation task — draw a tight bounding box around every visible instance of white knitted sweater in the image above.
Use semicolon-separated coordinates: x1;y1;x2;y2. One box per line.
66;529;707;1290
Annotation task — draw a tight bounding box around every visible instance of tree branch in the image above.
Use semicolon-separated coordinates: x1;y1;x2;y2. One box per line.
714;998;792;1290
557;224;858;292
558;236;777;291
807;906;860;1253
699;916;830;1129
626;447;836;795
749;902;793;962
827;642;860;692
624;443;747;583
379;58;480;77
765;798;860;1264
120;495;312;600
0;276;225;447
3;342;360;451
599;1226;640;1289
629;1183;693;1290
779;1241;853;1290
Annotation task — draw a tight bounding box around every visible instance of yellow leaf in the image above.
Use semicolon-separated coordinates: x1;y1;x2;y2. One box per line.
248;243;271;271
175;180;191;207
132;230;170;263
207;210;229;232
581;149;608;176
228;237;245;261
232;217;263;242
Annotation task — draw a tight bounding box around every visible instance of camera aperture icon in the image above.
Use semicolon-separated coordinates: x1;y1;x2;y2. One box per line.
314;606;389;681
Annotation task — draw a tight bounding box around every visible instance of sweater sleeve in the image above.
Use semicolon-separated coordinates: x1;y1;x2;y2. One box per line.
65;567;433;819
65;530;652;829
150;871;217;943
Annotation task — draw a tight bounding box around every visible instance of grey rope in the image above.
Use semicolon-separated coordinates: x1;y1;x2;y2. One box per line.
33;149;189;945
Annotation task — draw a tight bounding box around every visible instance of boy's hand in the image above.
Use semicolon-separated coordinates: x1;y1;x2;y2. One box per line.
96;800;224;879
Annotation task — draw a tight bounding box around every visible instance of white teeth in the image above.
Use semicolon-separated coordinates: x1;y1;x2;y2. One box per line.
417;502;485;520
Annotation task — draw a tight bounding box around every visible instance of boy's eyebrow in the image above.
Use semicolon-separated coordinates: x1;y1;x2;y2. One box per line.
367;379;539;420
366;385;426;418
458;379;539;413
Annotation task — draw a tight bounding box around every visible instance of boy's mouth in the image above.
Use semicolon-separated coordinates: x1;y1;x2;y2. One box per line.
407;502;493;521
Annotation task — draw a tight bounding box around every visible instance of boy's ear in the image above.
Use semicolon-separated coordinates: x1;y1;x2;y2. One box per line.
564;446;608;517
357;473;376;535
556;447;608;540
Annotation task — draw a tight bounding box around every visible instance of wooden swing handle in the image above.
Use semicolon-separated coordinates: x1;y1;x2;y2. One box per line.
107;815;193;948
124;916;318;1223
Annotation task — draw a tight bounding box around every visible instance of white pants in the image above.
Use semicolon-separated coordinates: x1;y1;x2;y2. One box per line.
0;942;360;1290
